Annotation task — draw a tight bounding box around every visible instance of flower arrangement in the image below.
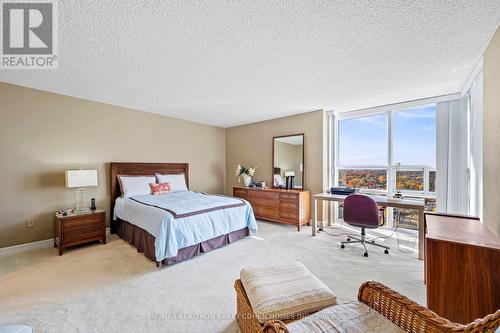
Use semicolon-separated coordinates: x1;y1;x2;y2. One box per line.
235;164;256;186
235;164;256;177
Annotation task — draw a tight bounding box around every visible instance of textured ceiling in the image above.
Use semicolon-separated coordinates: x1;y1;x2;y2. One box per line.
1;1;499;127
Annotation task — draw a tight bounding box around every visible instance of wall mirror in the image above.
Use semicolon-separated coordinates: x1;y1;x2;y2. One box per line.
273;134;304;190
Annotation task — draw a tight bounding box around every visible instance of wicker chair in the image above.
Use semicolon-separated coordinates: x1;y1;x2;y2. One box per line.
235;280;500;333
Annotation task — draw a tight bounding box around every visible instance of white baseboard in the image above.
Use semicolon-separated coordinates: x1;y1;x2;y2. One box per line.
0;228;111;256
0;238;54;256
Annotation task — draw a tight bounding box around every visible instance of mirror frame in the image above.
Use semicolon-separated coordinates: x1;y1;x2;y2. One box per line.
272;133;305;190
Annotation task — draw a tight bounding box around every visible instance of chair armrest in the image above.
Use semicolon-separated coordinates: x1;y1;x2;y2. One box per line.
358;281;500;333
263;320;289;333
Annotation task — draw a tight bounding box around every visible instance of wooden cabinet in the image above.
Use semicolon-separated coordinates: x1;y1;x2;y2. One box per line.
233;187;310;231
424;212;500;324
54;210;106;255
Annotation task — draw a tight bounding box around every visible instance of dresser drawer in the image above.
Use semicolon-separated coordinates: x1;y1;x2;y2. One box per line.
233;188;247;198
249;197;278;208
280;192;299;201
280;210;298;221
280;200;299;212
248;190;279;201
63;215;103;231
254;206;279;219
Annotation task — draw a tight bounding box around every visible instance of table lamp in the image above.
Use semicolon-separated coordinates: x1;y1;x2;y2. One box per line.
65;169;98;213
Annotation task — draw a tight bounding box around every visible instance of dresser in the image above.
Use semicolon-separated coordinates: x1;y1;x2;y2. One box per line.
424;212;500;324
233;187;311;231
54;210;106;255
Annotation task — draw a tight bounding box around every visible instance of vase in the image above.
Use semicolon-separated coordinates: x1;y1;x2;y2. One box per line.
242;174;252;187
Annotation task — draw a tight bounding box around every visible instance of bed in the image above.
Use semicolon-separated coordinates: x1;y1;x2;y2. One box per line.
110;162;257;267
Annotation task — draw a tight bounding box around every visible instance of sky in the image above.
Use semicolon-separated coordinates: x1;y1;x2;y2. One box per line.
338;105;436;167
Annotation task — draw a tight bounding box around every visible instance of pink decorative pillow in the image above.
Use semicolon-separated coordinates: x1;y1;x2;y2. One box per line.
149;182;171;195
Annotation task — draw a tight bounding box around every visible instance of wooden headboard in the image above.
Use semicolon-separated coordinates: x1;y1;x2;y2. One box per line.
109;162;189;233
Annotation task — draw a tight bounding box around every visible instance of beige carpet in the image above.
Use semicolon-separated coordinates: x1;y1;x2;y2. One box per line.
0;221;424;333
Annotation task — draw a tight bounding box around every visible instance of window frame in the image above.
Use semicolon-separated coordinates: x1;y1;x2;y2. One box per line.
332;105;437;198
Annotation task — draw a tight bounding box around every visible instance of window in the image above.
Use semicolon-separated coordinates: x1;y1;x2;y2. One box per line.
337;114;388;190
333;104;437;234
396;170;424;191
393;106;436;167
338;114;388;166
335;105;436;195
393;105;436;194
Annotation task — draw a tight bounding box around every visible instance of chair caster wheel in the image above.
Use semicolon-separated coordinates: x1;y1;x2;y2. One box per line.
347;237;351;241
340;244;345;249
364;252;368;257
384;249;389;254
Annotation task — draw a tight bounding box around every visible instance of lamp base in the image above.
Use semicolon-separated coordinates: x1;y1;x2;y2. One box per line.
75;187;89;213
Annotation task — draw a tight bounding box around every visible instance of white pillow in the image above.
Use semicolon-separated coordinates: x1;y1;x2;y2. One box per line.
118;175;156;197
155;173;188;192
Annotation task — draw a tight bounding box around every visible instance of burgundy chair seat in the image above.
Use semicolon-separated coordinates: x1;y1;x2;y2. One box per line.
340;194;390;257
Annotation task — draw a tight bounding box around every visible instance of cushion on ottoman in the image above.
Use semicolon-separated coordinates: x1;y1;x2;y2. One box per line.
286;301;405;333
240;261;337;324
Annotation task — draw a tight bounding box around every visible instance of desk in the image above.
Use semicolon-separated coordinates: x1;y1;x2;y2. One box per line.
312;193;426;260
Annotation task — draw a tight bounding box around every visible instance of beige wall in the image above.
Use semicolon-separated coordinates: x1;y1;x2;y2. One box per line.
483;26;500;236
0;83;226;248
225;110;327;206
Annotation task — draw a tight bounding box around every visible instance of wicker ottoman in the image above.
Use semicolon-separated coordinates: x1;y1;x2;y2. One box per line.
235;262;337;333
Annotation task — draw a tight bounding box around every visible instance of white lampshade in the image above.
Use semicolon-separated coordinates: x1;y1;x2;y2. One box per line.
284;171;295;177
65;170;98;188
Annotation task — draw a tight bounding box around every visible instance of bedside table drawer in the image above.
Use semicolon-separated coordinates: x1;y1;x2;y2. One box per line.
63;216;102;230
63;226;102;243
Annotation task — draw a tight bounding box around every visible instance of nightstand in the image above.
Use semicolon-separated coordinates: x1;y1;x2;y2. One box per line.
54;209;106;255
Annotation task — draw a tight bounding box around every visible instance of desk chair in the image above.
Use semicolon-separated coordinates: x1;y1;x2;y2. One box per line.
340;194;390;257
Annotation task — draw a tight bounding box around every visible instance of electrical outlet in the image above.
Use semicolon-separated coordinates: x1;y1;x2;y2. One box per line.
26;220;35;228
